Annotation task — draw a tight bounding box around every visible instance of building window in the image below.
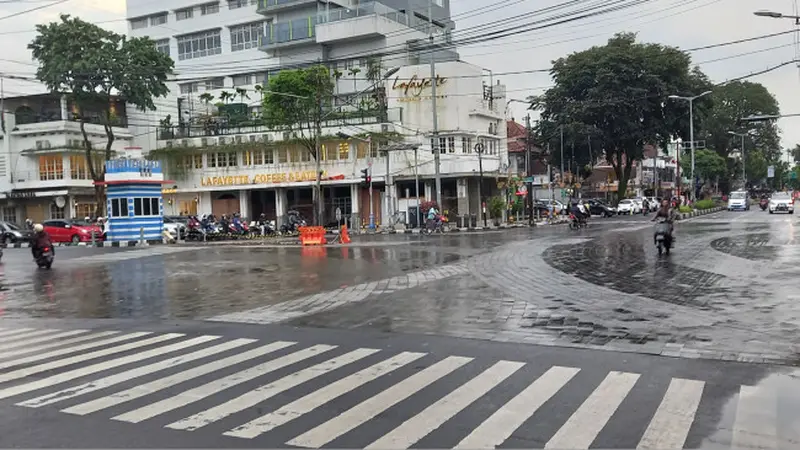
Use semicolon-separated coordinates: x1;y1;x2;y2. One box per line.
264;148;274;164
75;203;97;219
447;136;455;153
177;29;222;61
208;152;237;168
232;74;254;86
461;137;472;153
70;155;91;180
38;155;63;181
1;206;16;224
176;8;194;21
150;13;167;26
230;22;263;52
244;150;264;166
338;142;349;160
201;2;219;15
49;204;65;219
179;82;198;94
130;18;147;29
182;154;202;169
133;198;161;216
110;198;128;218
205;77;224;90
178;200;197;216
155;39;170;56
228;0;250;9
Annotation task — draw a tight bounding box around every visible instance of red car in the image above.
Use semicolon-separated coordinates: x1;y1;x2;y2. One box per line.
41;219;103;244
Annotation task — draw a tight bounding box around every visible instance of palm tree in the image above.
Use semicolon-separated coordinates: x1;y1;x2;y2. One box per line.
348;67;361;93
254;84;265;103
234;87;250;103
332;69;343;96
199;93;215;113
219;91;233;104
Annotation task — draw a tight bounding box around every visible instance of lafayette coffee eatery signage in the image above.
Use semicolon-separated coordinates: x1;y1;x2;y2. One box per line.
392;74;447;102
201;171;330;187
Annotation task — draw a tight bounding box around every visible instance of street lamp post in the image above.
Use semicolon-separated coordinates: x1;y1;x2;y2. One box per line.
754;10;800;23
668;90;712;200
728;131;748;188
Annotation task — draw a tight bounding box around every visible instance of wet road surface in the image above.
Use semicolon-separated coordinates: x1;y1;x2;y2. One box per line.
0;321;797;449
2;209;800;447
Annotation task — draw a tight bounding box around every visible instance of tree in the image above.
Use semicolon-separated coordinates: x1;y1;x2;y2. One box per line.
679;148;727;187
262;65;334;225
28;14;173;216
789;144;800;163
234;87;249;103
745;149;768;184
531;33;704;203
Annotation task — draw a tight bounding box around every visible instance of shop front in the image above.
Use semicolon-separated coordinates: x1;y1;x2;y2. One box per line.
0;188;98;224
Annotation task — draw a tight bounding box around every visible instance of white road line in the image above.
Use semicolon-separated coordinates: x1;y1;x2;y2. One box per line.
0;331;149;370
455;365;581;449
0;332;175;383
366;360;524;449
637;378;705;450
732;385;778;450
1;329;89;352
0;328;34;338
286;356;472;449
63;341;297;416
0;334;214;401
112;344;336;424
1;329;61;343
0;331;120;360
17;338;256;408
167;348;379;431
544;371;640;449
225;351;427;440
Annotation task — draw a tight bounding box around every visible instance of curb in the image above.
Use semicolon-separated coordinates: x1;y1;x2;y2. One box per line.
365;219;572;234
3;240;163;249
677;206;724;221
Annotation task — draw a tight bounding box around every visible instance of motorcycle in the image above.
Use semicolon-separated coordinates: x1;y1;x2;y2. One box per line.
654;220;673;255
760;198;769;211
568;213;587;230
35;246;54;269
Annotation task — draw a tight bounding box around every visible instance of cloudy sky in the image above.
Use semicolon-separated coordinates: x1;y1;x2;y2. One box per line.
1;0;799;155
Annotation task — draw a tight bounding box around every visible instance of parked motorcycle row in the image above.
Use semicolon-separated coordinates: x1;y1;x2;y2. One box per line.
182;211;308;241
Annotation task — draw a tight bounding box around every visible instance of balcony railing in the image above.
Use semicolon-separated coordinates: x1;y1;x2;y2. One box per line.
260;17;316;47
317;2;434;32
256;0;314;13
14;115;129;128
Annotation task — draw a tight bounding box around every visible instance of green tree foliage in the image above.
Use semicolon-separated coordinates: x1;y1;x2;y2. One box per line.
28;14;173;215
745;149;768;183
679;149;728;182
789;144;800;163
531;33;704;202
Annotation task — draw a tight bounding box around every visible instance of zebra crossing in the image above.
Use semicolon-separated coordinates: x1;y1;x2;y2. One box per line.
0;326;792;448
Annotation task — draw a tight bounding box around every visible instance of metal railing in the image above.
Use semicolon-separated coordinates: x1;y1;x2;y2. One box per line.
261;17;316;46
317;2;414;29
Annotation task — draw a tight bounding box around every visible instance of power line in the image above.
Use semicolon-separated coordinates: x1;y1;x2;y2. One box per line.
0;0;70;21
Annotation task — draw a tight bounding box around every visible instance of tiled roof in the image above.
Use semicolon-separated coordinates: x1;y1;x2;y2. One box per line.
507;120;528;153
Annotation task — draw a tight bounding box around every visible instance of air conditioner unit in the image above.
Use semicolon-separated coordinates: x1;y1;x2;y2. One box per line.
166;141;174;148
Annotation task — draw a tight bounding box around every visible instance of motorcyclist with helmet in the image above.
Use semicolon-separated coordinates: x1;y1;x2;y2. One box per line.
31;223;54;259
651;199;677;247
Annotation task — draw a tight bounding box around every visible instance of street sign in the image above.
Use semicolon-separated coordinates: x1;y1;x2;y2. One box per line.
768;166;775;178
335;207;342;222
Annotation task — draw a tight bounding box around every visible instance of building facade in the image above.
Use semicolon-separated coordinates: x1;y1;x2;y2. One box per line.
153;60;508;226
0;94;136;224
125;0;459;155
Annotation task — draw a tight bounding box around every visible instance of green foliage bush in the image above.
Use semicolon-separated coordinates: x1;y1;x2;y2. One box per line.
694;199;716;210
678;205;693;213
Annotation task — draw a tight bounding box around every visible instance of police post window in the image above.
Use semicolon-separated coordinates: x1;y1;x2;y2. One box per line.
110;198;128;217
133;198;161;216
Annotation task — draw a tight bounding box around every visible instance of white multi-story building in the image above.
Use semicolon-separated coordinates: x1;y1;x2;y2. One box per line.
126;0;509;226
0;94;136;224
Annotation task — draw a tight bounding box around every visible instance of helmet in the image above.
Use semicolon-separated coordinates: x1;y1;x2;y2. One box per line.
33;223;43;233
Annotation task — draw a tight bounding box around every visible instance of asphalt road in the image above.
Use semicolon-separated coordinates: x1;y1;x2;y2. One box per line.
1;208;799;448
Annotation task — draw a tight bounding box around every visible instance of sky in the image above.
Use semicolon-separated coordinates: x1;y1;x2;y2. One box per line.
1;0;799;157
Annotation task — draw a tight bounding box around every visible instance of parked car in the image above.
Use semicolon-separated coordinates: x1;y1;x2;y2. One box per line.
645;197;660;211
534;199;565;215
163;216;187;239
0;221;33;244
585;199;615;217
617;199;641;214
42;219;103;244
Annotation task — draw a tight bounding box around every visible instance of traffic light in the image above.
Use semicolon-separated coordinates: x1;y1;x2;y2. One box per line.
360;168;371;186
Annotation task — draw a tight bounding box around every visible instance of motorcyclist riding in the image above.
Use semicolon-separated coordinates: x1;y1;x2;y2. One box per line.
31;223;53;259
651;199;677;247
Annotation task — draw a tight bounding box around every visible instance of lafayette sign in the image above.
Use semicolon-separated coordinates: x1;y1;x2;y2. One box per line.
392;74;447;98
201;171;329;187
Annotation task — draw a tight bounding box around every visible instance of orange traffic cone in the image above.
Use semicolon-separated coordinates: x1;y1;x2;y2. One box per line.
340;225;351;244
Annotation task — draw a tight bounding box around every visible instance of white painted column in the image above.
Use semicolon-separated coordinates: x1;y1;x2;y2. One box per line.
238;190;250;219
275;188;288;227
350;184;359;229
59;95;68;120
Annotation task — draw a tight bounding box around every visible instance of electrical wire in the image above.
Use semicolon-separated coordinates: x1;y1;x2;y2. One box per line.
0;0;70;21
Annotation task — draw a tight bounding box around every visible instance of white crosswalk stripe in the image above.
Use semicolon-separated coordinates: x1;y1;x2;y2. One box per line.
0;328;35;338
0;327;792;449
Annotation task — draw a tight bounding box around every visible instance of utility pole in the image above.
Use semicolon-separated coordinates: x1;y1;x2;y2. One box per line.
560;124;564;180
525;114;533;225
314;67;324;226
428;0;441;207
475;142;486;227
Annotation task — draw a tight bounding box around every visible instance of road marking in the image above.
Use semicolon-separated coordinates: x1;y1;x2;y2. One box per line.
1;328;66;343
455;365;581;449
167;348;379;431
63;341;297;416
0;331;120;360
732;385;778;449
637;378;705;449
0;335;214;400
112;344;336;424
225;351;427;440
0;332;175;383
544;371;640;449
286;356;472;449
1;329;89;351
0;328;34;338
0;331;143;369
366;360;524;449
17;338;255;408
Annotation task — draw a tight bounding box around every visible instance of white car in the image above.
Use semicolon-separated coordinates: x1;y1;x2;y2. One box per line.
769;193;794;214
727;191;749;211
617;199;641;214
